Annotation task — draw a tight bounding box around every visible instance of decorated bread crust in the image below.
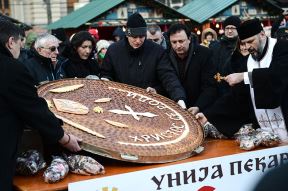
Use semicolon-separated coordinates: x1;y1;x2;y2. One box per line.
53;98;89;115
49;84;84;93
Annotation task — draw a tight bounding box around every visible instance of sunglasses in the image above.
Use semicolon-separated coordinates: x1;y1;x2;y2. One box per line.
41;46;58;52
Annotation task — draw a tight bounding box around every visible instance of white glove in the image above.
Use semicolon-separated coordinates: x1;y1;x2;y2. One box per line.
177;100;186;109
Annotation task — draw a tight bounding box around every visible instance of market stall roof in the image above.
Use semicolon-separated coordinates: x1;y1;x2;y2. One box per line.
48;0;124;29
178;0;237;23
47;0;197;30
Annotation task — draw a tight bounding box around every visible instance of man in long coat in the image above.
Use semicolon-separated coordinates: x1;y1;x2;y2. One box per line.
0;19;81;191
198;19;288;140
101;13;186;108
167;24;217;114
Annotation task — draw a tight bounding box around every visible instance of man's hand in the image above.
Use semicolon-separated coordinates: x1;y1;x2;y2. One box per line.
59;133;82;152
225;73;244;86
187;106;199;115
177;100;186;109
100;77;110;81
146;87;157;94
86;75;99;80
195;112;208;127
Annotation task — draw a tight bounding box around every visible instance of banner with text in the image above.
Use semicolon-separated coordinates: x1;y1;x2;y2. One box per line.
69;145;288;191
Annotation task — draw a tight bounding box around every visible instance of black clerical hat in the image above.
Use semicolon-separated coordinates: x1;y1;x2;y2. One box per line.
237;18;263;40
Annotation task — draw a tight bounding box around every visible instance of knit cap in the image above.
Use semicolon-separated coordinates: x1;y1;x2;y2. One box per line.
126;12;147;37
223;16;241;29
96;40;110;53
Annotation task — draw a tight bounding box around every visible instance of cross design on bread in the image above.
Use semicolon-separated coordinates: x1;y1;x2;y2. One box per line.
109;105;158;121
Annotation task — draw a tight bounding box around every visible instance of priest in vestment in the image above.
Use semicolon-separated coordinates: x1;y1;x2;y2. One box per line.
197;18;288;141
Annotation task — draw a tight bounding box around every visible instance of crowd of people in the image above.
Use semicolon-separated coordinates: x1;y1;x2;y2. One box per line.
1;10;288;191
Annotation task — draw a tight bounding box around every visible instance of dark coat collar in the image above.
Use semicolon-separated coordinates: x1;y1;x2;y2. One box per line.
0;43;14;58
31;48;53;67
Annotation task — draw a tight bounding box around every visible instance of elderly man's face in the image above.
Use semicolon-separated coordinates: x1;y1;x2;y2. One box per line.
169;30;190;59
241;32;266;60
224;25;238;38
38;41;59;62
147;31;162;45
127;35;145;49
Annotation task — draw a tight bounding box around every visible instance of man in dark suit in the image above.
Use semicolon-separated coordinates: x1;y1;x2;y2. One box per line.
195;19;288;140
0;19;81;191
167;24;217;114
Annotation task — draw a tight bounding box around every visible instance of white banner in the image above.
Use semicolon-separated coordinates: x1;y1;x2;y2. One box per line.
69;145;288;191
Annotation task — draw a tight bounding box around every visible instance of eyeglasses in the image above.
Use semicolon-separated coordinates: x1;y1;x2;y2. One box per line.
225;27;237;31
41;46;58;52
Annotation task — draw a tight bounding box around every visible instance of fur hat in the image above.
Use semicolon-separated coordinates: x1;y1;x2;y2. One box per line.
223;16;241;29
126;12;147;36
201;28;217;43
237;18;263;40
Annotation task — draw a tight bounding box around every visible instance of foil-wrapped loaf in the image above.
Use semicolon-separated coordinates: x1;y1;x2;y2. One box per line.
234;124;256;145
15;150;46;176
235;124;255;136
256;129;281;147
238;132;263;150
43;156;69;183
66;155;105;175
234;125;281;150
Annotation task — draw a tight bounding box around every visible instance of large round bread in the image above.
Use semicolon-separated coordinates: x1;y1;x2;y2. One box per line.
38;79;204;163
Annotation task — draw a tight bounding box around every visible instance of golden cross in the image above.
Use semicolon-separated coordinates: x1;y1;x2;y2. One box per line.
214;72;225;83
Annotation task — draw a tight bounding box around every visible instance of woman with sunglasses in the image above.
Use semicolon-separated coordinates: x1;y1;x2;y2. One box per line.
63;31;100;79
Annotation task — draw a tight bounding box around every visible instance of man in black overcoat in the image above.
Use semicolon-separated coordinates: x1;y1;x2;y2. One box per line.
101;13;187;109
210;16;241;98
0;20;81;191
